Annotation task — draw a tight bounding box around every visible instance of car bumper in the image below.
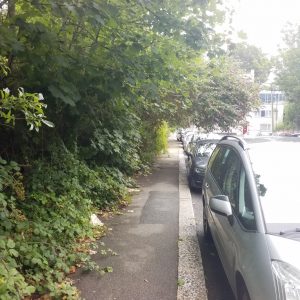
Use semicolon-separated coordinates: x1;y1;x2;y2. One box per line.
189;171;205;189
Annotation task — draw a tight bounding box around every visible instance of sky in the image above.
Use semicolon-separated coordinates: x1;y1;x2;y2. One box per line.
228;0;300;56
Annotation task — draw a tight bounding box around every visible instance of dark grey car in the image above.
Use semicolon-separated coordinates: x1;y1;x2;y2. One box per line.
186;139;218;190
202;136;300;300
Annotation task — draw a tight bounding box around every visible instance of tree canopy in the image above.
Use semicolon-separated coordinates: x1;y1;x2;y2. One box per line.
228;42;271;84
191;57;259;130
276;24;300;129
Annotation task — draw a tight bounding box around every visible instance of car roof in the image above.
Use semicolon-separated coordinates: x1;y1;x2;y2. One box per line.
197;138;220;144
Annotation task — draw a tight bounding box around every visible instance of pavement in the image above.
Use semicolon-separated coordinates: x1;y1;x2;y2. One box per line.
73;138;207;300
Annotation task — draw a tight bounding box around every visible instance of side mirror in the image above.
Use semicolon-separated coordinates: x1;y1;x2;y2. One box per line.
210;195;234;225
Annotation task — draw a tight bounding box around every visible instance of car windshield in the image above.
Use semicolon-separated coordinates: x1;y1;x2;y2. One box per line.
196;142;216;157
247;137;300;233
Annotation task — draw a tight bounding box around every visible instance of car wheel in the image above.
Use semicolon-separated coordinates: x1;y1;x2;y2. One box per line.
238;283;251;300
203;207;212;241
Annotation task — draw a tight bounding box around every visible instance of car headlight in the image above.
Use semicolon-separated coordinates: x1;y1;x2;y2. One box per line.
272;260;300;300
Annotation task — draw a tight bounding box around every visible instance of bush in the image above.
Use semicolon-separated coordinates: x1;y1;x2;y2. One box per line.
0;140;131;298
0;154;94;299
139;121;170;166
155;121;169;154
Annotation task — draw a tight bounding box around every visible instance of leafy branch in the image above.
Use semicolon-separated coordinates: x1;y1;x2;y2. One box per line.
0;88;54;131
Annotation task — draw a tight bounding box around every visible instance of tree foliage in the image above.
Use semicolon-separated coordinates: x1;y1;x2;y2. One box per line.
191;57;259;130
0;57;53;131
228;42;271;84
276;24;300;129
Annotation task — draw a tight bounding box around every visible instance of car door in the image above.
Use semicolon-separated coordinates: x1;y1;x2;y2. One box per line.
187;141;200;175
204;146;230;263
216;148;242;284
208;146;259;288
208;147;240;276
206;143;278;299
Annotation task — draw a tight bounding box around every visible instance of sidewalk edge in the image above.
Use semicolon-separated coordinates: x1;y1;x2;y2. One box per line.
177;148;208;300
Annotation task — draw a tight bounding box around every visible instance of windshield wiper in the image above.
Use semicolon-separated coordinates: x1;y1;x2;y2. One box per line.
279;228;300;235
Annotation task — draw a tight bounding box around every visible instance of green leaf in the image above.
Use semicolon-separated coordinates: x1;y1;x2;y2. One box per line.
0;240;6;249
0;158;7;165
177;278;185;286
8;249;19;257
48;85;75;106
0;282;7;295
7;239;15;249
24;285;35;295
41;119;55;128
104;266;113;273
31;257;42;265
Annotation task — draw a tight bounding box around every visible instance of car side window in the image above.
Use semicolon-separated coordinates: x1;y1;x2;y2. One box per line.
238;168;256;230
222;149;240;210
210;147;228;188
212;146;256;231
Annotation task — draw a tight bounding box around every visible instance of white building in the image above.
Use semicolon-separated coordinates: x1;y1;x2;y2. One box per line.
246;90;286;135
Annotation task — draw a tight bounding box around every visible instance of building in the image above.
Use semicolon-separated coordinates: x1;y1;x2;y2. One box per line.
246;90;286;135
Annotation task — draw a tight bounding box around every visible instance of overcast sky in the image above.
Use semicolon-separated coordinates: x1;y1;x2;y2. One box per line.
228;0;300;55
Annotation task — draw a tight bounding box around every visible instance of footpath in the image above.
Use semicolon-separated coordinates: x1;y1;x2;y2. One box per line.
73;138;207;300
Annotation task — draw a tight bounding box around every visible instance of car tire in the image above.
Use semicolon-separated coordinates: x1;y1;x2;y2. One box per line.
203;207;212;241
238;282;251;300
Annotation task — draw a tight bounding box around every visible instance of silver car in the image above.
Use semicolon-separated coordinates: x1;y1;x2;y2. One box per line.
202;136;300;300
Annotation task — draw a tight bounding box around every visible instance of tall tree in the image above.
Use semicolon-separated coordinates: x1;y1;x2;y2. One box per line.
276;24;300;129
0;0;226;154
228;42;271;84
190;57;259;130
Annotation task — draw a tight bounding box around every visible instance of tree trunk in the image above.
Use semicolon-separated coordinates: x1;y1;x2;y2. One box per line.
7;0;16;19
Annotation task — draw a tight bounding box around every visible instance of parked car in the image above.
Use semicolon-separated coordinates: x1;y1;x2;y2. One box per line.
185;132;202;155
182;131;196;152
186;139;218;190
176;128;183;141
202;135;300;300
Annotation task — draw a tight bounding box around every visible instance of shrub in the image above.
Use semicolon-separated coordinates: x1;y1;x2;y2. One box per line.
155;121;169;154
0;140;130;298
0;154;94;298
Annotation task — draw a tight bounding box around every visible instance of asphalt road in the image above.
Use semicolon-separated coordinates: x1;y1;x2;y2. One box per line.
191;189;235;300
